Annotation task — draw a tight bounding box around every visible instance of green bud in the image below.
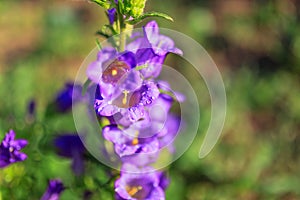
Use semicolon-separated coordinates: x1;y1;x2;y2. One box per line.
123;0;147;18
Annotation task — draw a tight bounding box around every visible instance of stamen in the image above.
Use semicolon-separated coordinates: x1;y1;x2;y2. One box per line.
131;138;139;145
122;90;129;105
111;69;117;76
102;60;130;84
126;186;143;197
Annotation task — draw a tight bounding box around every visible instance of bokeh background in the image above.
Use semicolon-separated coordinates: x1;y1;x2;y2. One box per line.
1;0;300;199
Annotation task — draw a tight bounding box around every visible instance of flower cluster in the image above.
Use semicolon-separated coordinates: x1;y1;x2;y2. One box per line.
0;130;28;168
87;20;182;199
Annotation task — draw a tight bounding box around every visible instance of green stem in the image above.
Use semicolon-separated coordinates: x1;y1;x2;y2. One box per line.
119;29;126;52
117;3;126;52
119;19;126;51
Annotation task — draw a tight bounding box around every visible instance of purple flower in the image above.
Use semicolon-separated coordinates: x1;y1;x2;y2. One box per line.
27;99;36;117
54;134;85;175
143;21;183;56
115;164;166;200
103;125;159;157
0;130;28;168
111;81;160;126
54;83;82;113
87;48;137;86
92;62;159;123
41;179;65;200
107;8;117;25
126;21;183;78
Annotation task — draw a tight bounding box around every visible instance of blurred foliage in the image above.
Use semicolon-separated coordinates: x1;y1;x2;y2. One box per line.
0;0;300;199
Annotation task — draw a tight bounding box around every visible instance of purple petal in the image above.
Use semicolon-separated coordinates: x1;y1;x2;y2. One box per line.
107;8;117;25
86;61;103;84
95;99;119;116
126;37;149;53
144;21;160;41
143;21;183;57
139;81;160;106
14;139;28;148
87;48;117;84
41;179;65;200
118;51;137;69
102;125;124;144
118;70;143;92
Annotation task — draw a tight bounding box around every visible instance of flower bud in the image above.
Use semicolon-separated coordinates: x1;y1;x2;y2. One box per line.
124;0;147;18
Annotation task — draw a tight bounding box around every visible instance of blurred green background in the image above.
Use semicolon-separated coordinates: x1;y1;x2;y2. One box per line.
0;0;300;199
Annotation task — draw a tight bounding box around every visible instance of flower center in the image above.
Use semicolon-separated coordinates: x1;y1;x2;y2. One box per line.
126;185;144;199
102;60;130;84
131;138;139;145
9;147;14;152
112;90;141;108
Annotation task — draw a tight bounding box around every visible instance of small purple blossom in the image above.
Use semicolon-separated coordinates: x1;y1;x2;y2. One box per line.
54;83;82;113
54;134;85;175
115;164;166;200
41;179;65;200
0;130;28;168
27;99;36;118
107;8;117;25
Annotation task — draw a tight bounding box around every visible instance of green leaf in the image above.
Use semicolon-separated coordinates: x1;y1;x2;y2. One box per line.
117;0;125;15
96;30;110;38
126;11;174;25
96;38;102;50
90;0;110;9
103;24;118;35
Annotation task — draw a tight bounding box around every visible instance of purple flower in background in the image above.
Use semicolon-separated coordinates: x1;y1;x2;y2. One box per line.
27;99;36;117
54;134;86;175
115;164;166;200
54;83;82;113
0;130;28;168
41;179;65;200
107;8;117;25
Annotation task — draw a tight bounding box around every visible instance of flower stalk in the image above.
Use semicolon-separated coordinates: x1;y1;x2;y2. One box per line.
86;1;182;199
